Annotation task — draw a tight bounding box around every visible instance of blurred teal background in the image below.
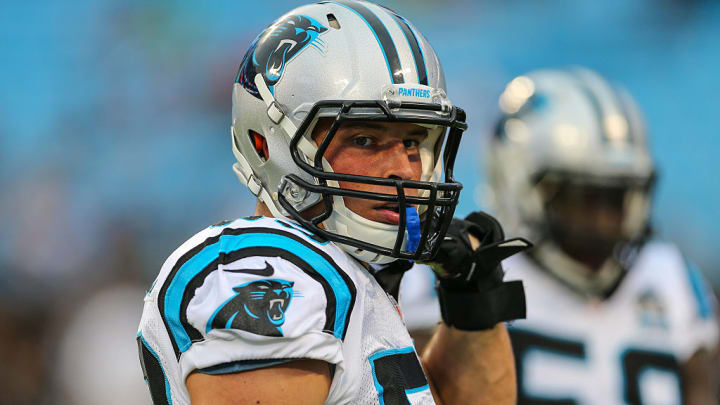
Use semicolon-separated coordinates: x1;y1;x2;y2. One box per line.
1;0;718;403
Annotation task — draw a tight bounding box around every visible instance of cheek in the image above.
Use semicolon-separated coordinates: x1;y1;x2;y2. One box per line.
410;156;423;180
328;149;376;177
326;145;424;200
329;151;423;179
329;151;377;214
327;149;378;192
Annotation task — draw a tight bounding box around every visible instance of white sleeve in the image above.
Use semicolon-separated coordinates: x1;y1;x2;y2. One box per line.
177;253;345;381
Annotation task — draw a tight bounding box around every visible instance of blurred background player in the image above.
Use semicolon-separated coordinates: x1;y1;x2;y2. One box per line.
400;66;720;404
486;67;720;404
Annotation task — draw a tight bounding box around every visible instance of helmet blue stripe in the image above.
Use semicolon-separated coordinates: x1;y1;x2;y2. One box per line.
386;10;428;85
570;71;610;144
328;0;405;84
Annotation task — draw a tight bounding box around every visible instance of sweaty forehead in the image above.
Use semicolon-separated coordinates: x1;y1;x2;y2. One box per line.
341;121;427;134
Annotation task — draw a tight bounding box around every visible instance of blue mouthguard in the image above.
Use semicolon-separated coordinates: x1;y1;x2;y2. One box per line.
405;206;421;254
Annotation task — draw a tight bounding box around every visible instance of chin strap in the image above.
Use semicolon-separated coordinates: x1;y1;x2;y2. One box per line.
250;74;318;219
232;128;263;197
254;74;300;142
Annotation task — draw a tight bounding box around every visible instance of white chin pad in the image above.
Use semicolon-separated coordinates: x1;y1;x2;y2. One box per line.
322;193;409;264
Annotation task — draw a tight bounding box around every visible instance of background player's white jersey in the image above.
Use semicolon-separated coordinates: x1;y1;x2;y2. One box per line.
506;241;718;404
400;241;718;405
137;217;434;405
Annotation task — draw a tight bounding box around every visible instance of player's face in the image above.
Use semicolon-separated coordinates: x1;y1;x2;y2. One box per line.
312;120;428;225
541;182;627;267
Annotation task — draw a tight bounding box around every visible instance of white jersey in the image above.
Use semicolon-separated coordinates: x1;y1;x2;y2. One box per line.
137;217;434;405
400;241;718;405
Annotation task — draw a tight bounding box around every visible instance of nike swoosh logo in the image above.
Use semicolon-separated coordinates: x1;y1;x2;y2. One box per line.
223;261;274;276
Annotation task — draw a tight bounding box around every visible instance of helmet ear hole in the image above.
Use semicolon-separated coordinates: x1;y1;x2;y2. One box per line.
248;130;269;161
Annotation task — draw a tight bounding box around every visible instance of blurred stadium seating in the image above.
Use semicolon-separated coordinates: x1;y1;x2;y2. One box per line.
1;0;718;402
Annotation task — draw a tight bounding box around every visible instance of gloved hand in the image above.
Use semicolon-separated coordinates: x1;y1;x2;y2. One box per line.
424;211;532;330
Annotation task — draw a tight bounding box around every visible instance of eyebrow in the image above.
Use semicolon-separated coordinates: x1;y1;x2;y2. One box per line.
341;122;428;136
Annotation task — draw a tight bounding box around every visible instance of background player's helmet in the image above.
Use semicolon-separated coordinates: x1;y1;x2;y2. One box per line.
487;67;655;295
231;1;466;264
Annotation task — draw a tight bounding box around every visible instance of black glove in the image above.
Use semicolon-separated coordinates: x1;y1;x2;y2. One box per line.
426;211;532;330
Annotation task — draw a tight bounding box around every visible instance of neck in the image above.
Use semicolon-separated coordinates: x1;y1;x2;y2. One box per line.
564;251;609;272
255;201;274;217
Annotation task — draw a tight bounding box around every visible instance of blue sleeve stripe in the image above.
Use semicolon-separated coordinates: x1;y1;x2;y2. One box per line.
685;260;714;320
164;242;223;353
160;227;356;359
158;230;227;358
406;384;430;395
368;346;416;362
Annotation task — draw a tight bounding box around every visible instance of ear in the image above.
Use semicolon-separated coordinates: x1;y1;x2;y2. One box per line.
288;281;295;288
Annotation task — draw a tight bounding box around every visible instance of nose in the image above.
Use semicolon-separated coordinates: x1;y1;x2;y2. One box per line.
381;141;417;181
591;205;623;233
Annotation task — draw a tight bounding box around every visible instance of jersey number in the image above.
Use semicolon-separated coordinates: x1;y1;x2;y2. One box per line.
510;329;682;405
369;347;429;405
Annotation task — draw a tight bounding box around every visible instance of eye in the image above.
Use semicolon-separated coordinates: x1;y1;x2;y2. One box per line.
257;285;269;289
353;136;374;147
403;138;421;148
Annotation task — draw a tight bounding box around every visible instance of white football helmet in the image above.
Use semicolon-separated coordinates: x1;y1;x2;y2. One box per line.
231;1;466;264
487;67;655;295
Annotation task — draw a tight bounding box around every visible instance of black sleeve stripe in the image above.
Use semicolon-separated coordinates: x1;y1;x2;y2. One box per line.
137;335;171;405
158;230;228;357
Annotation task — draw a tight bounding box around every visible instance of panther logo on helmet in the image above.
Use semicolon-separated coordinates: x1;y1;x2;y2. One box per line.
237;14;328;98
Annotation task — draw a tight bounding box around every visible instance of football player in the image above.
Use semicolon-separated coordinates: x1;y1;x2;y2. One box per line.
487;67;720;404
136;2;530;404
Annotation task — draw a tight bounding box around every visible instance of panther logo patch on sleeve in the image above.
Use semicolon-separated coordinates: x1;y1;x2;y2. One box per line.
207;277;295;337
236;14;329;98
